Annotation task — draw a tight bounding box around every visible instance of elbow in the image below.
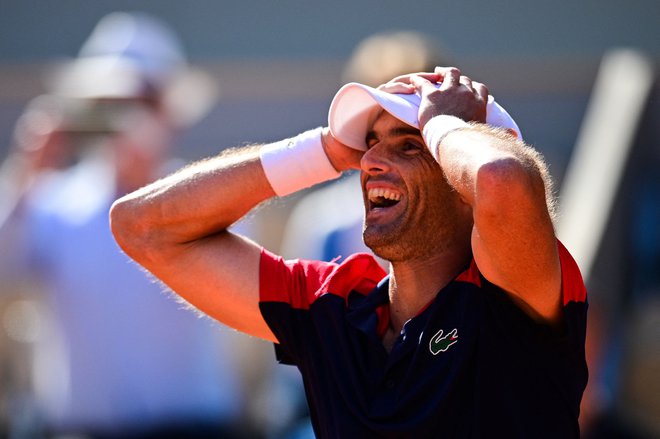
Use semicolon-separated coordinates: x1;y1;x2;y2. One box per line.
109;197;155;263
474;157;546;218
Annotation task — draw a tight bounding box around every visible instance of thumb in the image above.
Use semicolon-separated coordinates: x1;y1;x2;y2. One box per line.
409;75;442;129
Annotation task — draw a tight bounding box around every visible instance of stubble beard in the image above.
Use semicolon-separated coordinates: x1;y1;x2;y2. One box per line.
363;202;472;264
363;216;449;263
363;223;404;262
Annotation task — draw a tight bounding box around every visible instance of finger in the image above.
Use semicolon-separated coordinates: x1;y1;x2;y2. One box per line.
459;75;473;90
434;66;459;75
473;82;489;102
409;74;438;94
377;82;415;94
434;66;461;78
437;67;461;90
458;75;474;91
388;72;439;85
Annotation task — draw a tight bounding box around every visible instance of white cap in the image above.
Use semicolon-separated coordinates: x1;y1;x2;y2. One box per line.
328;82;522;150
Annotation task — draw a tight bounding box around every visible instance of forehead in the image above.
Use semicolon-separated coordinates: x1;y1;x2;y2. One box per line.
368;110;420;139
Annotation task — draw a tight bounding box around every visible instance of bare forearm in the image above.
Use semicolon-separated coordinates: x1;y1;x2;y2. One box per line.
110;145;275;259
432;123;553;213
109;129;348;341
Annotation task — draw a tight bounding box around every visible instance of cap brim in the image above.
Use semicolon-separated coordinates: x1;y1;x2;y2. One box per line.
328;82;522;151
329;83;420;151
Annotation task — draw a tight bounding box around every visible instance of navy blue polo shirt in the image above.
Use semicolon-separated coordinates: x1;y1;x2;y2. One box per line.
259;242;588;438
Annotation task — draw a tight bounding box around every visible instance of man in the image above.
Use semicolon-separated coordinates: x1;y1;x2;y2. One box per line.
111;67;588;438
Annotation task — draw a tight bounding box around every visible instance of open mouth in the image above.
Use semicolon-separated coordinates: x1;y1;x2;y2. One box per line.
367;188;402;210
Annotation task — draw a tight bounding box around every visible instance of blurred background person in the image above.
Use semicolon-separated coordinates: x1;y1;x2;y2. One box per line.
0;12;250;439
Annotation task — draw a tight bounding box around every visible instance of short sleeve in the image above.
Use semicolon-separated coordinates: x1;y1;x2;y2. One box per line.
477;241;588;416
557;240;588;348
258;248;338;364
259;248;339;309
258;248;386;365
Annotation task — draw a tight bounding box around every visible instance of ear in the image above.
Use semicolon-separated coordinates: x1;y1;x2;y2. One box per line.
505;128;520;139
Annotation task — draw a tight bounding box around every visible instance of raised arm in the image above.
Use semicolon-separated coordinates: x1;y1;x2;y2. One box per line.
411;69;561;324
110;129;361;342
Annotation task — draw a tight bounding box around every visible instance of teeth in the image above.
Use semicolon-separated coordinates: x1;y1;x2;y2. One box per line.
368;188;401;202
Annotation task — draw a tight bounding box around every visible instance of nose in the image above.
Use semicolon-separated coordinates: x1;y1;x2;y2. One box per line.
360;144;391;175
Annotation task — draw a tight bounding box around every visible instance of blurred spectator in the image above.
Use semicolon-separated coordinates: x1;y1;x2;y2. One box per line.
0;12;249;439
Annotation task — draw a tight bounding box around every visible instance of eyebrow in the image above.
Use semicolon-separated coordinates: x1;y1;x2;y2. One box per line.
365;125;421;145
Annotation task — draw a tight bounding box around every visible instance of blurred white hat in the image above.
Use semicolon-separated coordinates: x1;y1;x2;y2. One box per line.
50;11;218;128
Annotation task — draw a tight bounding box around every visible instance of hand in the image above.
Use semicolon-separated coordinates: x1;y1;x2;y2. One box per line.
376;71;440;94
380;67;489;129
321;127;364;172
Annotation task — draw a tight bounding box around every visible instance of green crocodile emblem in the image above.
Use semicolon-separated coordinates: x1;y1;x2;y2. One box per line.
429;328;458;355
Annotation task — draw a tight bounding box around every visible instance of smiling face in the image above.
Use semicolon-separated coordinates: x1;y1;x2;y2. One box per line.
360;111;472;262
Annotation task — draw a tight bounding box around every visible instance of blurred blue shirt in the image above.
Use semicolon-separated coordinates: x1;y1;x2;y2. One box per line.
2;153;243;434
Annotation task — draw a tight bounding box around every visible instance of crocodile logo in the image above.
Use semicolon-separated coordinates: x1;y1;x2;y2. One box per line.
429;328;458;355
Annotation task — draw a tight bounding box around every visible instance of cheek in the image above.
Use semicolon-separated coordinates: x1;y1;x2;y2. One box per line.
407;157;447;198
408;163;459;220
411;151;442;175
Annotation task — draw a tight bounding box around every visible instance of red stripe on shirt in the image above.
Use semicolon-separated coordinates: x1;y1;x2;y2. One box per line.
318;253;386;301
259;249;386;310
557;241;587;305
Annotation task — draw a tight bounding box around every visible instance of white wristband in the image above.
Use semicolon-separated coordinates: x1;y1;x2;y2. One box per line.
422;115;470;161
259;127;341;196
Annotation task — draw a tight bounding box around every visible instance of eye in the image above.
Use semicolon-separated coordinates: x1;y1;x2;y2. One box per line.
401;140;423;155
